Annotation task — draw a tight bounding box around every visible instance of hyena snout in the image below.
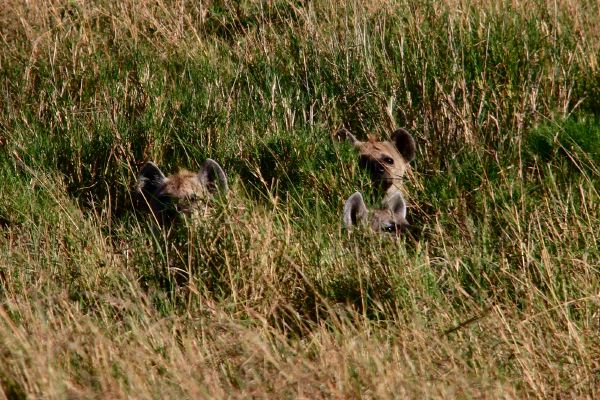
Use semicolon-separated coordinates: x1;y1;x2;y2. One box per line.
359;155;394;189
167;193;200;214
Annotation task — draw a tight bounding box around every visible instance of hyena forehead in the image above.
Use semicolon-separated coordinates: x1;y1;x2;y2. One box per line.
138;159;228;198
160;170;208;199
335;128;415;159
357;140;406;168
343;191;409;235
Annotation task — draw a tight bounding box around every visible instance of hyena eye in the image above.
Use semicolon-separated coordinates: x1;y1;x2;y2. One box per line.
381;223;396;233
382;157;394;165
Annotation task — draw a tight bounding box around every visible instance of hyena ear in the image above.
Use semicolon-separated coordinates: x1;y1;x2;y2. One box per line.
343;192;368;227
384;191;407;220
391;128;416;163
333;128;362;148
138;161;166;194
199;158;228;194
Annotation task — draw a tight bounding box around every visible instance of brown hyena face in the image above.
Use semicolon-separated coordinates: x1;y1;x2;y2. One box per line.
343;191;409;236
137;159;228;226
335;128;416;193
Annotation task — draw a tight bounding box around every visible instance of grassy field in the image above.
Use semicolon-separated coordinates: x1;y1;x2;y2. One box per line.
1;0;599;398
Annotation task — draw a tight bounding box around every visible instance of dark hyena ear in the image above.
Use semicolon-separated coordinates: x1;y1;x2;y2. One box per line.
138;161;166;194
199;158;228;194
384;191;407;221
343;192;368;227
391;128;416;163
333;127;362;148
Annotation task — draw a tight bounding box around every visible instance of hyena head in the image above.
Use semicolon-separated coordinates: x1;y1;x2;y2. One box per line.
343;191;409;235
335;128;416;194
137;159;228;225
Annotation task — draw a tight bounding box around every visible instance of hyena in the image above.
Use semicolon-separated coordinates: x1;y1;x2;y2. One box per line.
343;191;409;235
334;128;416;199
137;159;228;226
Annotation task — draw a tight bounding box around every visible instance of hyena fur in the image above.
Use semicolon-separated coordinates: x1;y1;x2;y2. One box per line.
334;127;416;200
137;159;228;226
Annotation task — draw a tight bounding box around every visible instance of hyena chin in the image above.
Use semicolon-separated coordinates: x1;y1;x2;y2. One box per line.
137;159;228;226
343;191;409;236
334;127;416;197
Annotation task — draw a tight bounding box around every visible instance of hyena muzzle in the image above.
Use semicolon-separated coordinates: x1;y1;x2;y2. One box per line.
137;159;228;226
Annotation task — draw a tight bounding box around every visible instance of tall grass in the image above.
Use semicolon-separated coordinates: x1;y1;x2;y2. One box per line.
1;0;599;398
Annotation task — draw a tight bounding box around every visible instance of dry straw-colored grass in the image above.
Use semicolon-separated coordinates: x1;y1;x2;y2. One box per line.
1;0;599;398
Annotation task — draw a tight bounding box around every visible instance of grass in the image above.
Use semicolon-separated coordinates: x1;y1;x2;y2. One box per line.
1;0;599;398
